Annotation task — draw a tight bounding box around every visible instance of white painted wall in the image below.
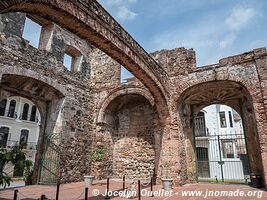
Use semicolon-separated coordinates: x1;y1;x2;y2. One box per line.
197;104;246;181
0;96;41;176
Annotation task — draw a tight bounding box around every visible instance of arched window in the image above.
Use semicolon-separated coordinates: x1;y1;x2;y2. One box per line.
0;99;7;116
21;103;29;120
194;111;207;137
8;100;16;118
30;106;37;122
0;127;9;148
20;129;29;149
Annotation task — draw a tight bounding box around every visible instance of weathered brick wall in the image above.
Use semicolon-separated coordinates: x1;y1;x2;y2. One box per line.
112;96;156;179
150;47;196;76
92;95;159;179
0;12;96;182
0;12;25;37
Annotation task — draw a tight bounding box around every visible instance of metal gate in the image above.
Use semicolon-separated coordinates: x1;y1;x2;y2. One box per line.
38;133;62;184
194;133;250;183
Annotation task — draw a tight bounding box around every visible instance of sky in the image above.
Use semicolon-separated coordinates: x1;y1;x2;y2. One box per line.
23;0;267;81
98;0;267;68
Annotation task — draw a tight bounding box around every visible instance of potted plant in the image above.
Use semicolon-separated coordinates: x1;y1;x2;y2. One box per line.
84;145;106;185
161;161;173;190
23;160;33;185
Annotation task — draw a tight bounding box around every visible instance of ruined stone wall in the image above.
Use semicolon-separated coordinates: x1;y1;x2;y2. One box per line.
112;96;156;179
91;95;159;179
1;9;267;188
0;12;96;182
166;48;267;185
150;47;196;76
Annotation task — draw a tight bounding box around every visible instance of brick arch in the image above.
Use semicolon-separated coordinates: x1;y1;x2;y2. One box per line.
97;86;154;123
0;0;169;114
177;78;264;183
0;66;66;97
174;70;261;105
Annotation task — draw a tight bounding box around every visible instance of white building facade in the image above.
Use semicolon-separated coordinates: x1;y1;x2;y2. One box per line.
0;96;40;177
194;104;249;183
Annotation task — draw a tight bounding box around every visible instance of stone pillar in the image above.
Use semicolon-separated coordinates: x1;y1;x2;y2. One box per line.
157;111;186;186
254;48;267;188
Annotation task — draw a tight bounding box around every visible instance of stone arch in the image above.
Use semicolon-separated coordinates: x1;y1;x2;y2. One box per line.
97;86;155;124
0;0;169;115
0;72;66;183
174;67;260;104
177;80;264;184
94;89;162;180
0;65;66;97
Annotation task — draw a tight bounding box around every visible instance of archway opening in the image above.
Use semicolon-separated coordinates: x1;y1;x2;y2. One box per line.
194;104;249;183
178;80;263;185
0;96;41;178
0;74;65;184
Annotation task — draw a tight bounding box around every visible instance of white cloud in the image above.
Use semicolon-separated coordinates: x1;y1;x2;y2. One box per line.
219;33;236;48
117;6;137;21
99;0;137;22
225;7;255;31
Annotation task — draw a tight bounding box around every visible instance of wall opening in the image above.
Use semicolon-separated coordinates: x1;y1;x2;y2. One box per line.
22;17;42;48
178;80;263;185
63;45;83;72
193;104;249;183
120;66;134;84
0;96;41;178
63;53;73;71
1;74;64;184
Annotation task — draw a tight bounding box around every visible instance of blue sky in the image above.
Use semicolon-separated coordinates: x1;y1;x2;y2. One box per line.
23;1;267;80
98;0;267;68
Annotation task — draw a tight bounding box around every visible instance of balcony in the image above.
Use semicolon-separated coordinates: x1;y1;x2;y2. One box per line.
19;114;39;123
0;111;39;123
0;140;37;150
0;111;18;119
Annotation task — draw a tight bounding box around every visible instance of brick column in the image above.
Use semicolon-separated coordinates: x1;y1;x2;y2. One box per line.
254;48;267;189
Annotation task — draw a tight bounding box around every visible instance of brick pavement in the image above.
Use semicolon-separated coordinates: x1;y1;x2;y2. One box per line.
0;180;266;200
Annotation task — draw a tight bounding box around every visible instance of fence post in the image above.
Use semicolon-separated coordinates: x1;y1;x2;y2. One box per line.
13;189;18;200
56;182;60;200
40;194;46;200
85;187;88;200
150;177;154;197
138;180;141;200
123;175;125;190
105;178;110;199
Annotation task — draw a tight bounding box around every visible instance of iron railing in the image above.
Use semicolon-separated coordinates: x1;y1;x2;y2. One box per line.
0;140;37;150
0;110;18;119
19;114;39;123
0;111;39;123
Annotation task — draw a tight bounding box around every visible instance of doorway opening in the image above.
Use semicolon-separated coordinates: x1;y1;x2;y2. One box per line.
194;104;250;183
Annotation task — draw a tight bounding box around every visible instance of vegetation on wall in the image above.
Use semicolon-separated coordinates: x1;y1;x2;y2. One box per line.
89;145;106;162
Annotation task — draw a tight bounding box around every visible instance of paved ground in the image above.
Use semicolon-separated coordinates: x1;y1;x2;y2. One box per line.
0;179;266;200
